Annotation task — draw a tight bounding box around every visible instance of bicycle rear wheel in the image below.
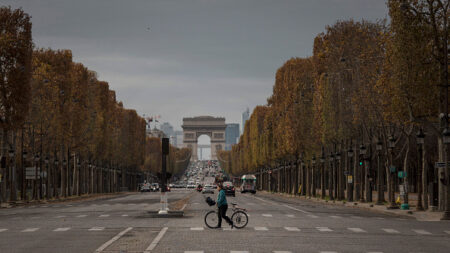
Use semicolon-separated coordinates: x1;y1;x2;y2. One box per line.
231;210;248;229
204;210;218;228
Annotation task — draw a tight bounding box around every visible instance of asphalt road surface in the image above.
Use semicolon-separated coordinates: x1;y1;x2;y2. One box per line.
1;189;449;253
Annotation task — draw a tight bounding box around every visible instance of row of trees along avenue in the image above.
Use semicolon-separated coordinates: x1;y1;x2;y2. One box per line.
0;7;191;204
218;0;450;219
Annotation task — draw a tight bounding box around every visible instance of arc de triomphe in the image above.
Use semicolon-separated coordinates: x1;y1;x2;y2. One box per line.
182;116;226;161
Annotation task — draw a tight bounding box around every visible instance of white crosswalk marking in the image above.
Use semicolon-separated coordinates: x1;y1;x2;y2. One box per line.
0;229;8;232
285;214;295;218
121;214;129;217
262;214;273;217
330;215;342;219
99;214;110;217
348;227;366;233
54;227;71;232
254;227;268;231
22;228;39;232
89;227;105;231
76;214;87;218
190;227;204;231
316;227;333;232
284;227;300;231
413;229;431;235
307;214;318;218
382;228;399;234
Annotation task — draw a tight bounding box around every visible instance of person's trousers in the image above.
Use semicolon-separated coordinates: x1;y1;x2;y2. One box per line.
217;205;232;227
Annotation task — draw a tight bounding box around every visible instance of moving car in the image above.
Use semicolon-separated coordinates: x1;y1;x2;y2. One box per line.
223;181;235;197
201;185;215;194
151;183;160;192
140;183;151;192
196;184;203;192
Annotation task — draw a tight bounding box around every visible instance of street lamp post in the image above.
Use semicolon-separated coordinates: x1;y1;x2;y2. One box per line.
442;128;450;219
388;135;398;209
336;152;342;200
44;156;49;199
312;155;316;197
329;153;334;200
416;129;425;211
320;150;325;199
34;154;40;200
8;149;16;201
359;144;367;202
376;140;384;205
347;147;354;202
22;150;27;201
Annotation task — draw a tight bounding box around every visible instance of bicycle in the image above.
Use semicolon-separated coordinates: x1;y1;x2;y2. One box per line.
204;202;249;229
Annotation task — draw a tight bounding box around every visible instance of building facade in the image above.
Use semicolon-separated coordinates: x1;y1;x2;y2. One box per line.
225;123;240;151
241;107;250;134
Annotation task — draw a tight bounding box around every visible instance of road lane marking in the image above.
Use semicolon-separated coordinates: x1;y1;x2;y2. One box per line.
286;214;295;218
282;204;310;214
54;227;71;232
413;229;431;235
348;227;366;233
262;214;273;217
254;227;268;231
382;228;399;234
284;227;300;231
89;227;105;231
76;214;87;218
330;215;342;219
376;217;385;220
319;251;337;253
307;214;318;218
121;214;129;217
0;229;8;232
31;216;40;219
445;230;450;235
94;227;133;252
22;228;39;232
144;227;168;253
316;227;332;232
99;214;110;217
190;227;204;231
184;251;204;253
273;251;292;253
230;251;249;253
181;204;187;211
254;196;277;205
55;215;66;218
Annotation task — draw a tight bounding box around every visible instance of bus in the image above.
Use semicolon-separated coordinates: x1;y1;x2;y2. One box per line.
240;174;256;194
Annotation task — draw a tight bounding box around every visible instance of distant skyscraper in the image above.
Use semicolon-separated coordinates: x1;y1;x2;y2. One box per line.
175;130;184;148
241;107;250;134
225;123;240;151
160;122;174;137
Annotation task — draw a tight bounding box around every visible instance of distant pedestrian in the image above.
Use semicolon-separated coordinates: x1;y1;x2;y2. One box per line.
216;183;233;229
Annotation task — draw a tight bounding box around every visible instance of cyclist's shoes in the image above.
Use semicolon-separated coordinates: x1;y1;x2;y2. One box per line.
230;221;234;229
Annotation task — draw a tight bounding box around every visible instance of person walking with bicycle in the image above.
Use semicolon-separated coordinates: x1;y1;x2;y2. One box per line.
216;183;233;229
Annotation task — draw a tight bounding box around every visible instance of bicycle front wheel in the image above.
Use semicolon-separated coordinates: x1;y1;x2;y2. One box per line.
231;210;248;229
204;210;218;229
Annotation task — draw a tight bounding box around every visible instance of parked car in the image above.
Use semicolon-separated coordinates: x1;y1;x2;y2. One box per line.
196;184;203;192
187;184;195;189
202;185;215;194
223;181;235;197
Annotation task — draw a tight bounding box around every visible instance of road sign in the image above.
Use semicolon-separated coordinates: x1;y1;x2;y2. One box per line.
389;166;396;173
25;167;41;180
398;171;407;178
434;162;450;168
347;175;353;184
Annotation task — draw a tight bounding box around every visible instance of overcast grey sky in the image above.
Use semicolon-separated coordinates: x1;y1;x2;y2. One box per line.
4;0;388;131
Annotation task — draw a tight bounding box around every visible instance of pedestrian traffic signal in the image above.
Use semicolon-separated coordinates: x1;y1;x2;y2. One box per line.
359;161;363;166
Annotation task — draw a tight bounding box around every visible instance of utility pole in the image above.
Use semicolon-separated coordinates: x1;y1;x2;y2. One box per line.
159;137;169;214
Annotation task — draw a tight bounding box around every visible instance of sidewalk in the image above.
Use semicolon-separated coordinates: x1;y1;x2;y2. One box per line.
257;191;445;222
0;192;132;209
